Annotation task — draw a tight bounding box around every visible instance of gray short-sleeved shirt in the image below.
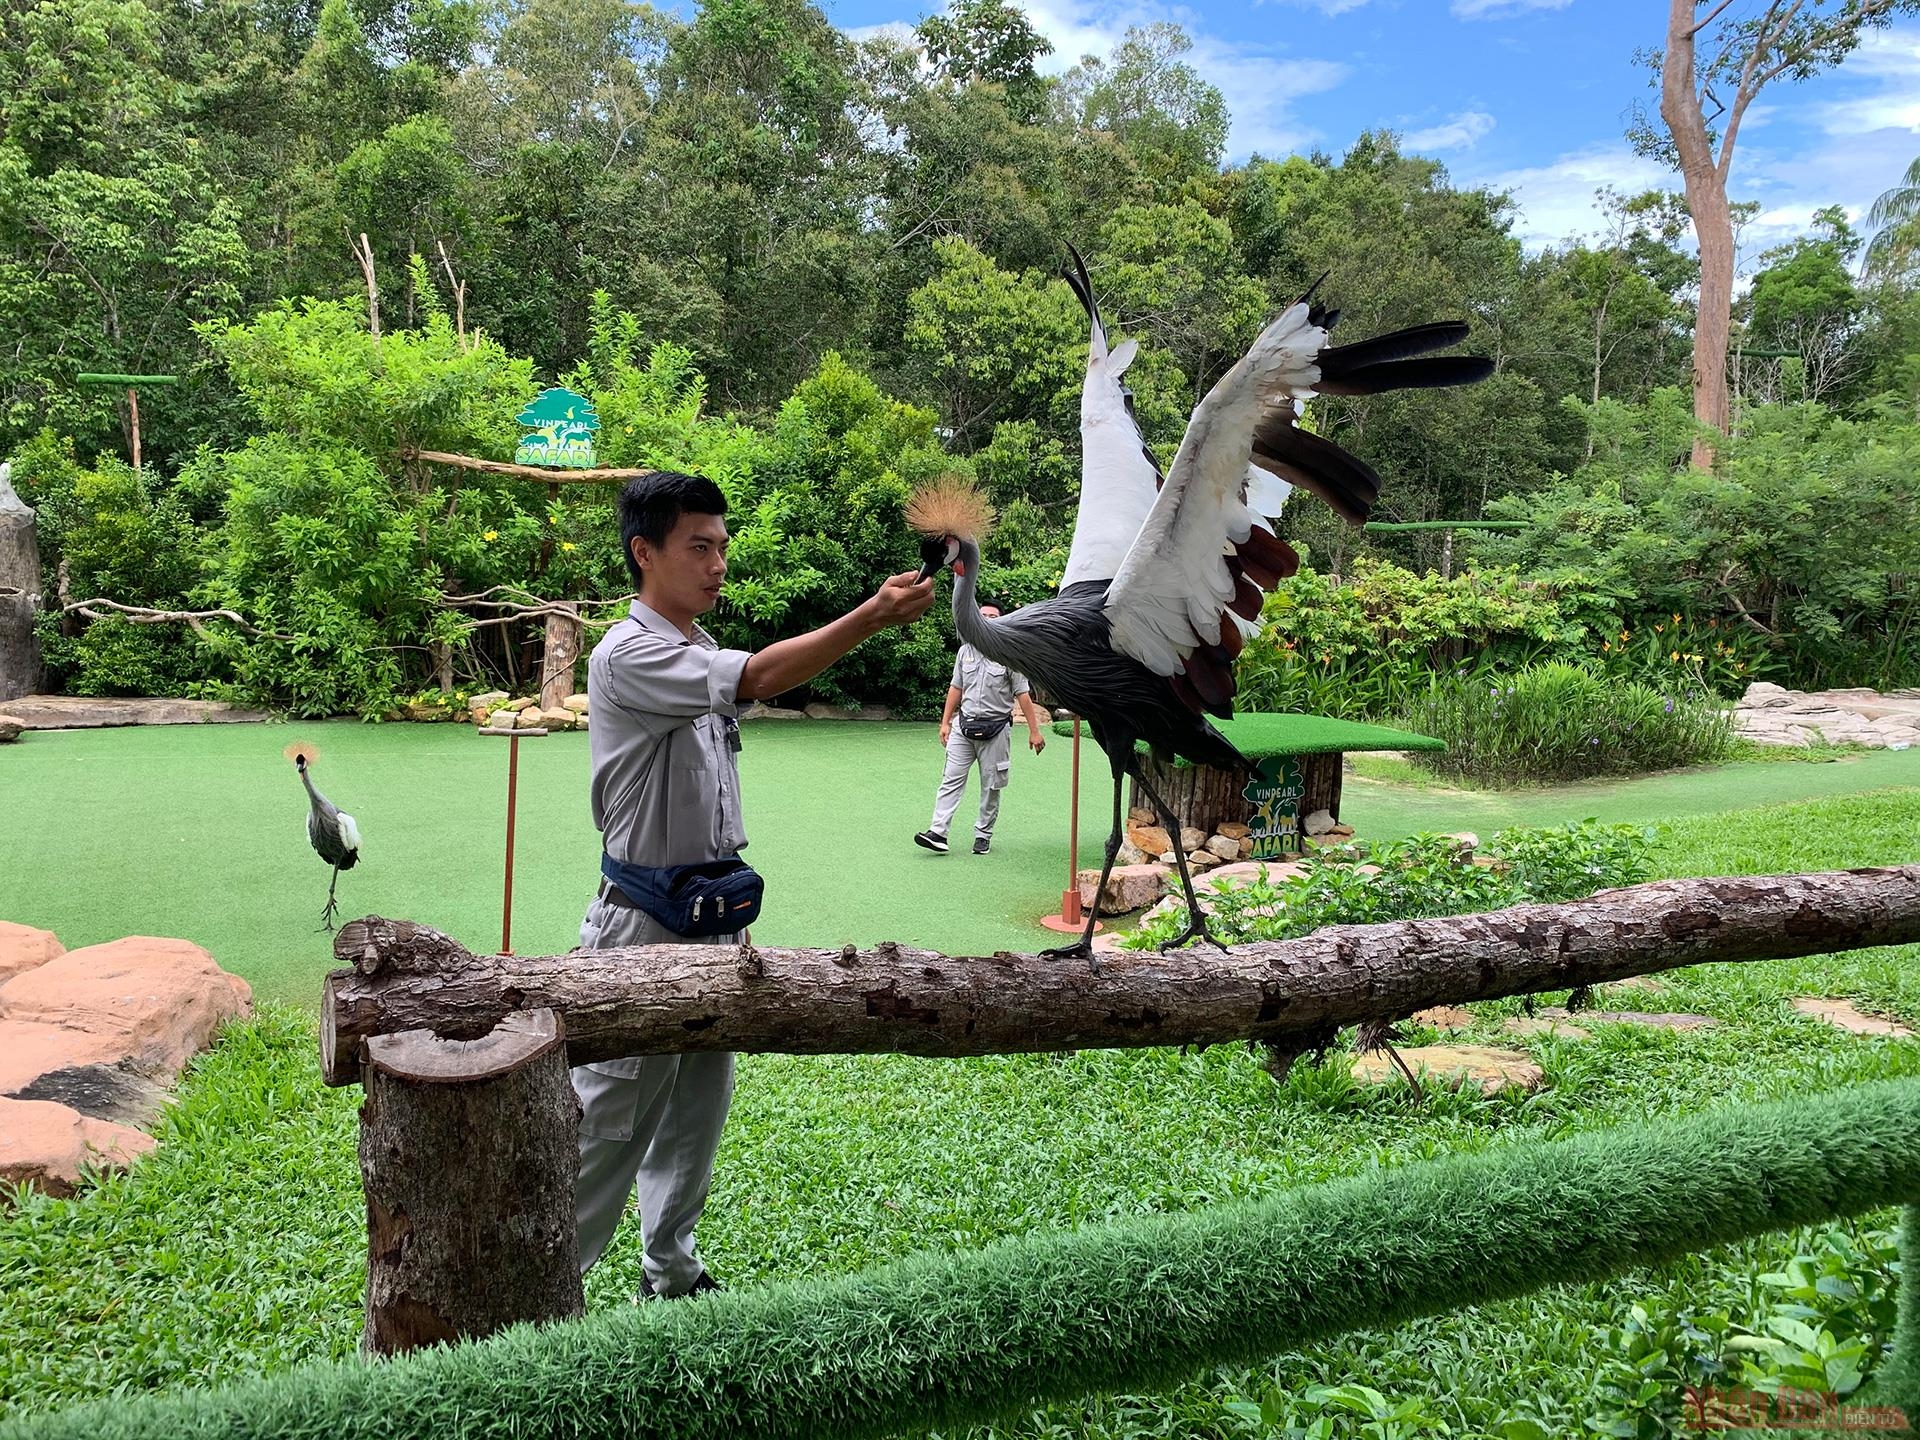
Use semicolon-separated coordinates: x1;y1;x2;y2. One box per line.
588;600;752;867
951;644;1031;718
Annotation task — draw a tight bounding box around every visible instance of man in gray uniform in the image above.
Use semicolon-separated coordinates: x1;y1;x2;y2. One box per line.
914;602;1047;856
577;470;933;1300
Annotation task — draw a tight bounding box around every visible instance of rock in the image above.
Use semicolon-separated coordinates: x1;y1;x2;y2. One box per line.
1187;850;1221;872
1237;838;1254;859
514;707;547;730
0;1096;156;1197
483;709;516;730
562;693;590;714
1204;860;1310;889
503;696;538;713
0;714;21;743
467;702;494;725
0;936;251;1079
740;702;807;721
1156;850;1177;865
853;705;892;722
574;713;590;731
1113;839;1147;868
1791;997;1915;1038
403;700;451;722
1741;681;1795;708
0;1019;123;1093
1128;825;1173;858
804;702;858;720
1502;1016;1591;1041
1303;809;1337;837
1090;930;1129;956
1351;1044;1545;1096
1178;826;1207;853
1608;975;1667;994
1324;823;1356;840
1215;822;1251;841
470;690;509;712
1204;835;1240;860
1439;831;1479;858
1076;864;1168;915
1411;1005;1476;1030
536;706;576;731
0;922;63;982
1128;807;1157;827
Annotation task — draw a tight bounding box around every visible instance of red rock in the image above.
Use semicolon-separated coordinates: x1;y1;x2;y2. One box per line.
1127;824;1172;858
0;937;251;1079
1352;1044;1544;1095
0;922;62;982
0;1020;124;1094
1411;1005;1476;1030
0;1096;155;1197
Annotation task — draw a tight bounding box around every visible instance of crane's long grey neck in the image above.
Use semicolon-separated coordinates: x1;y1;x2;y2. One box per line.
299;766;323;805
950;539;1004;658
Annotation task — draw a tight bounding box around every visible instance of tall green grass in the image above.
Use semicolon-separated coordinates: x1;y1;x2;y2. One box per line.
1402;662;1736;786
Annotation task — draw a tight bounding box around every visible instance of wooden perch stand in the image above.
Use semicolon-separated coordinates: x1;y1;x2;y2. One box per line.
324;864;1920;1357
324;865;1920;1087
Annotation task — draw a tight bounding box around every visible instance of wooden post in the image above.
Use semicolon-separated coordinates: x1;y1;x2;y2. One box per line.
126;388;142;475
1130;754;1249;837
358;1008;581;1356
1300;752;1342;823
0;464;43;702
539;603;581;710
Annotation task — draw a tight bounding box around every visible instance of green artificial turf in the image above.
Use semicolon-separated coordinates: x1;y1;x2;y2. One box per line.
5;721;1920;1008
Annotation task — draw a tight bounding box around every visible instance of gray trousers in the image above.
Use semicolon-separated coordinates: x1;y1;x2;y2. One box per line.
931;725;1012;841
572;895;736;1296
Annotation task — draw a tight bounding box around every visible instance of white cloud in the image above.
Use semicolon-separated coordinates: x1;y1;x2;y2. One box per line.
1471;143;1673;249
844;19;917;46
1403;109;1495;153
1271;0;1371;13
1450;0;1571;19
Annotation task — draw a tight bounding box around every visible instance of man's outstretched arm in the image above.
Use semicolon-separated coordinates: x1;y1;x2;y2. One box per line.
737;572;934;702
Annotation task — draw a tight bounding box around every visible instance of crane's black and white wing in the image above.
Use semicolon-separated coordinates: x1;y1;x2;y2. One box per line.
1104;302;1493;718
1059;246;1163;590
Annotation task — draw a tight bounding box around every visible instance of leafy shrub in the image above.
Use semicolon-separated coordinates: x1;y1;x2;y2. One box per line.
1124;820;1655;949
1399;662;1735;786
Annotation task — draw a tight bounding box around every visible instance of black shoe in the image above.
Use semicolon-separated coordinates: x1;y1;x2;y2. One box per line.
973;837;991;854
636;1269;723;1303
915;830;949;853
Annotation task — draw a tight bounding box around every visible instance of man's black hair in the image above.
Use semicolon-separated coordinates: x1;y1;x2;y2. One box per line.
619;471;727;592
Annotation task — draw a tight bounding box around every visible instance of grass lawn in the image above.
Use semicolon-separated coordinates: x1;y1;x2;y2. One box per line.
5;718;1920;1008
2;723;1918;1435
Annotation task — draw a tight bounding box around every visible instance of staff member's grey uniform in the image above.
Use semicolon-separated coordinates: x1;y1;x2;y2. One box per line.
573;599;747;1295
929;645;1032;844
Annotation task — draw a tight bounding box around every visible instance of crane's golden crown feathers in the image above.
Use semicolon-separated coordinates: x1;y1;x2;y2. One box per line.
904;474;996;542
283;740;321;767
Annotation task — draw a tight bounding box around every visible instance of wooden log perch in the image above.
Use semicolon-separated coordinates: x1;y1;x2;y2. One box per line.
321;866;1920;1086
358;1008;581;1355
404;448;658;483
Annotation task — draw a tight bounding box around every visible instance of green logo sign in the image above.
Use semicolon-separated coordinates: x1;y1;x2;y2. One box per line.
514;388;599;468
1242;754;1305;859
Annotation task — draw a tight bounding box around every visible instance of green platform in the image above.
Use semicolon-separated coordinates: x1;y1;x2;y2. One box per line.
1050;711;1444;762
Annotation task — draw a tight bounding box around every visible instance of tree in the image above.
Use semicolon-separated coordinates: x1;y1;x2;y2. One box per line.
1639;0;1920;469
1862;154;1920;280
915;0;1052;123
1058;23;1228;182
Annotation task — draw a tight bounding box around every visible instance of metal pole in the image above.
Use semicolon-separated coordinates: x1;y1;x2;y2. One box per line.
1064;718;1083;924
502;734;521;954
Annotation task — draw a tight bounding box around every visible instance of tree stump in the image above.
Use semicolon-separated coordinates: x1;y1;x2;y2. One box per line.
538;604;581;710
1130;751;1345;835
358;1008;582;1356
0;465;43;703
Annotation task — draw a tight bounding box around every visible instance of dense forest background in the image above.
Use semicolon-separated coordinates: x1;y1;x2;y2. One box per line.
4;0;1918;716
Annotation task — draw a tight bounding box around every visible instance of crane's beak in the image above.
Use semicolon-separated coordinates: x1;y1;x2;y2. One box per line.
913;559;937;585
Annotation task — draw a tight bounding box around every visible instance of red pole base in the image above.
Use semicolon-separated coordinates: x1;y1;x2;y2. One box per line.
1039;888;1102;934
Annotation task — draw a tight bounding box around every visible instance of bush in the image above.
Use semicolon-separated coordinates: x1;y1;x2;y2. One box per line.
1398;662;1735;786
1124;820;1656;949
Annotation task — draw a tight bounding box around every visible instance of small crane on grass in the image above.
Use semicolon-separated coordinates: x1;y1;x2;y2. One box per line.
287;741;361;931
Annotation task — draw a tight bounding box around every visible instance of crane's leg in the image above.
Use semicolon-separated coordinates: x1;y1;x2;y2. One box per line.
1040;766;1127;975
1133;768;1229;954
319;865;343;933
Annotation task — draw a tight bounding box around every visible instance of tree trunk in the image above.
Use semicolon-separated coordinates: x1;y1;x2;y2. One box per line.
1129;756;1247;836
0;471;43;703
357;1008;582;1356
1661;0;1732;470
538;604;581;710
322;865;1920;1084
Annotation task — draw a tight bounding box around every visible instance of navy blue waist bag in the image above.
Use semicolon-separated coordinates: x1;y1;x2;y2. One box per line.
601;852;764;937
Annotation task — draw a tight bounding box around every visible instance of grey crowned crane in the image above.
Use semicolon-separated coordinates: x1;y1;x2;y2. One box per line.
907;249;1494;969
286;741;361;931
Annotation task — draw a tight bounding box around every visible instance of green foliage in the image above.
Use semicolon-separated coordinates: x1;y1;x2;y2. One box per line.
1400;662;1735;787
1126;821;1654;950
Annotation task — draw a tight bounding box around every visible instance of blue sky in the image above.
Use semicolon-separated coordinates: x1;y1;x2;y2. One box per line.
825;0;1920;262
